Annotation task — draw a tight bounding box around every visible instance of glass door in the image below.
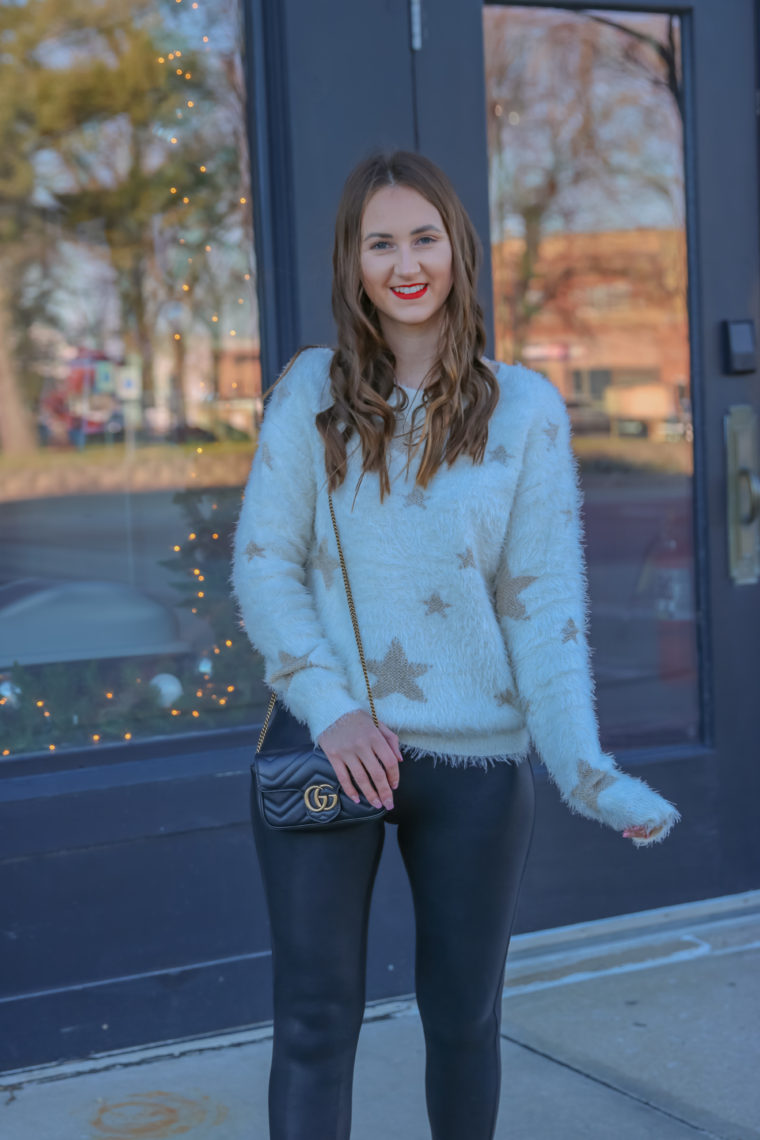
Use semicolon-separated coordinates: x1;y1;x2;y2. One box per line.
413;0;760;921
483;7;696;750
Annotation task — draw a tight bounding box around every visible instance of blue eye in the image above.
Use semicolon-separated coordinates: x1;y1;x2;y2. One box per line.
369;235;437;251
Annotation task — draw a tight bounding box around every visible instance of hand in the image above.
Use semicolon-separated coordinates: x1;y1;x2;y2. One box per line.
317;709;403;810
622;824;660;841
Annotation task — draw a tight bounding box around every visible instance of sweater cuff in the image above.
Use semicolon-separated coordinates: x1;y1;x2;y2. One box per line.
277;666;367;746
558;751;682;846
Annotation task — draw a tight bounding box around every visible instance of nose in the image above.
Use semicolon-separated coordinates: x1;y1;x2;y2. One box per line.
395;243;421;276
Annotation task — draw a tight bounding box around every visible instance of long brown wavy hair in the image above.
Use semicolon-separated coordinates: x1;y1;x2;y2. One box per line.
315;149;499;502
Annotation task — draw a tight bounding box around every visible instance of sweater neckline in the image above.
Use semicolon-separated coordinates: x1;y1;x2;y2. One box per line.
395;359;500;395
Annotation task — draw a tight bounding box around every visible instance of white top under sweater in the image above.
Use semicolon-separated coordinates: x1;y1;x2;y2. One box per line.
231;346;681;846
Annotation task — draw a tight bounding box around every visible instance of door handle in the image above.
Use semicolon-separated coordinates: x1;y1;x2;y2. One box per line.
738;468;760;526
725;406;760;584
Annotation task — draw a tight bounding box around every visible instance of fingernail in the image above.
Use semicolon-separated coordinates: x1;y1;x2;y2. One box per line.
372;798;382;809
352;795;360;804
383;799;394;810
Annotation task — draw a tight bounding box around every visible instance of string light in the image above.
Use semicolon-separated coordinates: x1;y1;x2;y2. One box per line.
158;56;165;63
211;532;219;539
192;710;200;717
124;732;132;740
92;735;100;742
105;692;114;700
189;532;196;539
2;749;9;756
182;196;189;203
196;446;203;453
170;187;177;194
36;699;44;707
211;314;218;322
171;709;181;715
49;744;56;751
203;35;209;42
174;333;181;340
187;100;195;108
205;244;211;251
173;544;181;551
239;196;247;204
199;165;206;173
170;136;178;144
230;329;237;336
176;68;183;75
182;283;190;291
244;273;250;280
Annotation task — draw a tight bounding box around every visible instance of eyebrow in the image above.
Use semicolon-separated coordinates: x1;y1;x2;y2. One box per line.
362;224;442;242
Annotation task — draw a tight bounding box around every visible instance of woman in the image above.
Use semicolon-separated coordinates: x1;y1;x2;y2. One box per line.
231;150;681;1140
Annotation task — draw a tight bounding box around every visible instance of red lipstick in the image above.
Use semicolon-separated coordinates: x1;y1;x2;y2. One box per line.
390;284;428;300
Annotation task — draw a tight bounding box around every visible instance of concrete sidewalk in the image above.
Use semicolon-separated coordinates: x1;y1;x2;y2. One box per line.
2;890;759;1140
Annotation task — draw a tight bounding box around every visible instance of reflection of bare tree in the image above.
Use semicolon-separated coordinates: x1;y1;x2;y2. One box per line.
583;13;682;118
485;10;685;362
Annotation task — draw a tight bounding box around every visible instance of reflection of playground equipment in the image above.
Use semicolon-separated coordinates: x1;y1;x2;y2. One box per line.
634;512;697;684
38;349;124;449
0;578;187;667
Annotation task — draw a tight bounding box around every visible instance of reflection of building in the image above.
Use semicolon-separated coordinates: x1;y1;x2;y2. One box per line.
492;227;690;438
217;340;261;399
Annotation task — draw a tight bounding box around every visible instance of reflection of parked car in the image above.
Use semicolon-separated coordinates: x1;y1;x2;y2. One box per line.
565;396;611;434
0;578;187;667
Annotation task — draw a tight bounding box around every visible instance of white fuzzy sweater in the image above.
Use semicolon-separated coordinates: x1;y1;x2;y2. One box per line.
231;346;681;846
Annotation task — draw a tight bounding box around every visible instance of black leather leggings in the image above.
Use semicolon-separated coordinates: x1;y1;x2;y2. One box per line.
250;747;536;1140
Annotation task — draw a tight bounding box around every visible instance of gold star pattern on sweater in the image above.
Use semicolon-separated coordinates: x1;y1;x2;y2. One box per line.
571;759;619;813
403;486;429;509
366;638;430;702
495;565;537;620
544;421;559;446
495;687;519;708
457;547;476;570
561;618;580;643
311;538;340;589
423;592;452;617
245;540;266;561
268;649;313;690
489;444;514;466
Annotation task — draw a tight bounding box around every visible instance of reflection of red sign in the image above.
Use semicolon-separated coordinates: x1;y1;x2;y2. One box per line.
40;348;124;445
522;343;570;361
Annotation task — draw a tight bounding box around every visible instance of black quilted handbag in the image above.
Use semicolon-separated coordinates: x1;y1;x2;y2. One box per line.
251;488;387;830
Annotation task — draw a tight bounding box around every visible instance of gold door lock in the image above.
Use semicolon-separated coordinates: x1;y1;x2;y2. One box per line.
725;405;760;584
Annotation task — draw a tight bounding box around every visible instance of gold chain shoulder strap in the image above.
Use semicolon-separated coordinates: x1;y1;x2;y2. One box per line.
255;348;378;752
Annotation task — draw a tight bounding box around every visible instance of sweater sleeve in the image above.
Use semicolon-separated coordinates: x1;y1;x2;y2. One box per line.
230;350;366;744
495;380;681;847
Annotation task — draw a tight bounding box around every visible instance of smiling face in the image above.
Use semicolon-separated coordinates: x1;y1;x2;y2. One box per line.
359;184;454;338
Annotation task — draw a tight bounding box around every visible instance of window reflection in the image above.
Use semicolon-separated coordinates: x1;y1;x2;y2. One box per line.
0;0;264;757
484;6;698;748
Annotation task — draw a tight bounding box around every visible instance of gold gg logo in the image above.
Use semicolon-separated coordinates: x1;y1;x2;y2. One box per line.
304;783;340;813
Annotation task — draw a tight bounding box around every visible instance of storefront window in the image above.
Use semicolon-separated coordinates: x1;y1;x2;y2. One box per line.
0;0;265;757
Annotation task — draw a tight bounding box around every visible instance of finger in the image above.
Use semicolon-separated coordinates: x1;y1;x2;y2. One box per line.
378;723;404;763
327;756;362;804
359;746;396;805
371;731;401;789
344;755;385;808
